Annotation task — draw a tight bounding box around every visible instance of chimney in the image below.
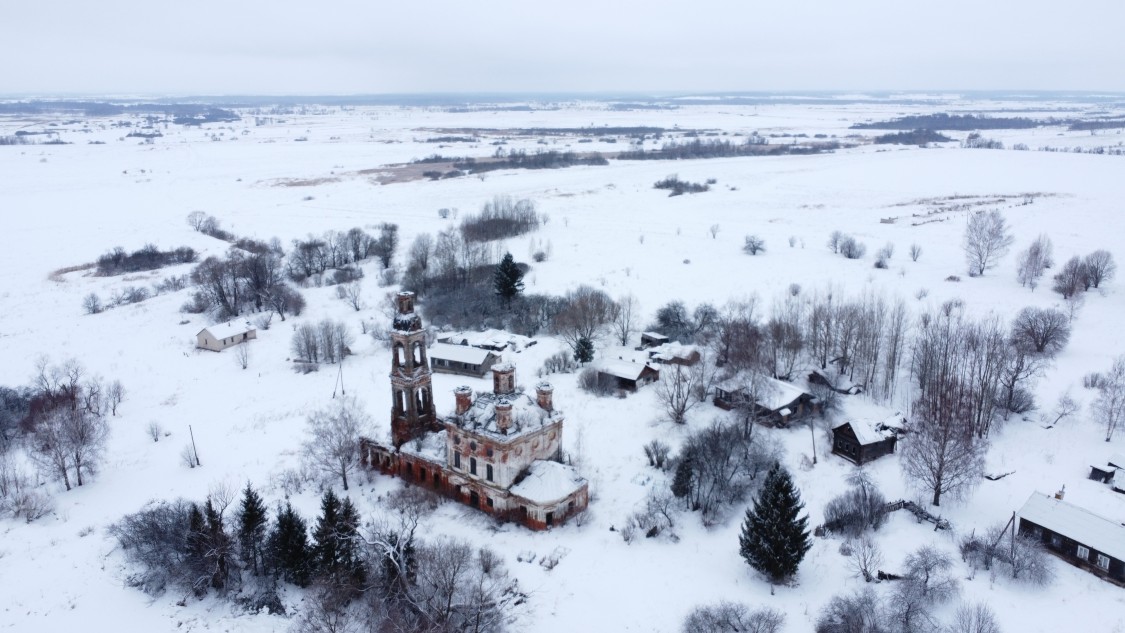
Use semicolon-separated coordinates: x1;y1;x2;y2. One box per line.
536;382;554;412
492;363;515;396
454;386;473;415
495;398;513;434
1055;485;1066;501
395;291;415;315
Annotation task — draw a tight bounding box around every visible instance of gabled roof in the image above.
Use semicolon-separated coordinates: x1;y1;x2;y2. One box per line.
596;359;658;381
438;329;532;351
714;373;809;411
1107;453;1125;469
429;342;497;365
832;420;893;446
1018;492;1125;561
510;460;586;505
198;320;254;339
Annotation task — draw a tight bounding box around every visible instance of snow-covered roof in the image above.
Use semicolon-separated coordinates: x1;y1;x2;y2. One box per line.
714;373;809;411
510;460;587;505
1018;492;1125;561
438;329;532;351
596;359;657;381
428;342;497;365
647;342;700;362
641;331;669;340
1114;470;1125;493
832;419;893;446
400;429;448;465
757;377;809;411
1107;453;1125;469
198;320;254;339
447;389;561;441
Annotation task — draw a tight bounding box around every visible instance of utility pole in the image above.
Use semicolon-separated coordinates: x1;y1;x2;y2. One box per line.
188;424;201;467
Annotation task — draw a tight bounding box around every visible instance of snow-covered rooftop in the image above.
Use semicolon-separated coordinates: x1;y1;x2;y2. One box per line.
1018;492;1125;561
596;359;657;381
832;419;893;446
647;342;699;362
510;460;586;505
447;390;561;441
428;342;497;365
199;320;254;340
400;429;448;465
438;329;533;351
1107;453;1125;469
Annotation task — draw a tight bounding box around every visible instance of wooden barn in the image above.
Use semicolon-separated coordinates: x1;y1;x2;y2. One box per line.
1088;454;1125;493
1017;492;1125;584
428;342;501;378
713;374;818;426
196;320;256;352
646;342;702;366
596;359;660;391
831;419;897;465
640;331;670;349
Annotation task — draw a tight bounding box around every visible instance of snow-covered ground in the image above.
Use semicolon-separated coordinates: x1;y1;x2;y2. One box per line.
2;97;1125;632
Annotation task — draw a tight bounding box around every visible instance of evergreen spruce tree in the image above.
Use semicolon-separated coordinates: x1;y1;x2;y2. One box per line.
311;490;341;577
739;462;811;587
238;482;269;575
671;453;695;502
493;252;525;307
574;336;594;363
186;502;209;594
266;501;311;587
336;497;366;587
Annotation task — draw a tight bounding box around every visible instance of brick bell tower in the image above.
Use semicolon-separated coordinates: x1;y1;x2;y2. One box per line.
389;291;438;447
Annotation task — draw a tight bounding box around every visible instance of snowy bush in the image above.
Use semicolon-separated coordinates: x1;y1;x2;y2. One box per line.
822;479;887;536
682;602;784;633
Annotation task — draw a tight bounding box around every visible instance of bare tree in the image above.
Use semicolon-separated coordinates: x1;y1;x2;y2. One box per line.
743;235;766;255
904;546;959;603
709;224;720;239
1042;390;1079;427
610;294;640;346
1010;307;1070;357
1052;256;1087;298
234;342;250;370
655;362;705;424
827;230;844;254
1016;235;1053;290
910;243;922;262
552;285;616;354
108;380;125;415
847;535;884;583
303;396;371;490
186;210;207;232
682;602;784;633
82;293;102;315
963;210;1013;276
293;323;321;363
29;409;74;490
815;589;885;633
1092;355;1125;442
949;603;1001;633
64;407;108;486
342;281;363;311
1083;249;1116;289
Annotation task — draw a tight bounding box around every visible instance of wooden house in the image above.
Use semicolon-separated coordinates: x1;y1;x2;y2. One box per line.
1017;492;1125;584
640;331;670;349
646;342;702;366
428;342;501;378
596;359;660;391
831;419;897;465
1088;454;1125;493
713;374;817;426
196;321;256;352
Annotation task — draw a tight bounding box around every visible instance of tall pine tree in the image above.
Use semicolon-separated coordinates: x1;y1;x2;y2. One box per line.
739;462;811;587
493;252;525;307
238;482;269;575
311;491;366;591
266;501;311;587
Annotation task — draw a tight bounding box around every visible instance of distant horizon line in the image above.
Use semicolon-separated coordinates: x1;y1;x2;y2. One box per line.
1;89;1123;103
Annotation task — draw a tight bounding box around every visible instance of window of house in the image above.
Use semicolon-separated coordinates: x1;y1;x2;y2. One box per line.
486;446;494;457
1077;545;1090;560
487;497;494;508
454;452;461;468
1050;534;1062;548
470;457;477;475
470;441;477;451
1097;554;1110;570
486;464;493;481
453;435;460;445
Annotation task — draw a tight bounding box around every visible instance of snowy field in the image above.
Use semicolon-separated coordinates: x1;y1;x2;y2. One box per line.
2;96;1125;632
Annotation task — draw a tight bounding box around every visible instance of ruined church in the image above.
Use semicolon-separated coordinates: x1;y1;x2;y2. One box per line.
361;292;588;529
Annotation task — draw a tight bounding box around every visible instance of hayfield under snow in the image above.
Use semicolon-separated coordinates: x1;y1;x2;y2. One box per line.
2;97;1125;632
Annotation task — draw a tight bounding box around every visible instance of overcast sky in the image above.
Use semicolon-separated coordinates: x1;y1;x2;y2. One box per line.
3;0;1123;96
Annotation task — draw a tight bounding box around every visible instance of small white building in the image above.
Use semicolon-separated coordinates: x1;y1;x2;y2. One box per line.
429;342;501;377
196;320;256;352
